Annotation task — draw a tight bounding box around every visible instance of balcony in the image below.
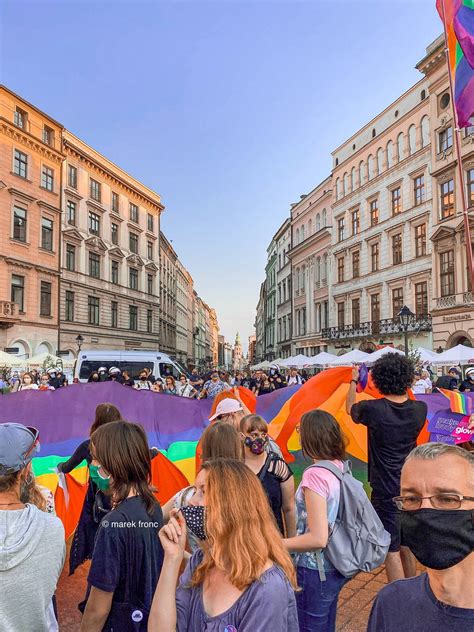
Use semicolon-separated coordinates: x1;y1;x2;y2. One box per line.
322;314;432;341
434;292;473;309
0;301;20;329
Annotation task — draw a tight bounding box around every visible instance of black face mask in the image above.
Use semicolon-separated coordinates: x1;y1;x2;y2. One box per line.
401;509;474;570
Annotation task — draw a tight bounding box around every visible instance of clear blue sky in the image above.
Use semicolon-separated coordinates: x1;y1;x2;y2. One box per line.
0;1;441;351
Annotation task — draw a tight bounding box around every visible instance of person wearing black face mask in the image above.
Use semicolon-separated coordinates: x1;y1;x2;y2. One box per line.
368;443;474;632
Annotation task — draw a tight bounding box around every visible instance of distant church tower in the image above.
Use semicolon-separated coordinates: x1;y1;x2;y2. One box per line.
233;332;244;370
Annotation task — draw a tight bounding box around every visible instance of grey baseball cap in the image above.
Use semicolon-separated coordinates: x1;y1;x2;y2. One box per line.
0;423;40;475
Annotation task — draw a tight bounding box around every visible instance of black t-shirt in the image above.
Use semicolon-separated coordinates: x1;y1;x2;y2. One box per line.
459;379;474;392
351;398;427;498
368;573;474;631
58;439;91;472
87;496;164;631
434;375;458;391
257;454;293;535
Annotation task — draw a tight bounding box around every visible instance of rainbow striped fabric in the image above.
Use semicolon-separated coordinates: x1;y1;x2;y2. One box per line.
439;387;473;414
436;0;474;127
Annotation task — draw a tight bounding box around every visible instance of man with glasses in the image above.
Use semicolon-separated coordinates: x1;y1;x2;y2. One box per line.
0;423;65;630
368;443;474;631
198;370;230;400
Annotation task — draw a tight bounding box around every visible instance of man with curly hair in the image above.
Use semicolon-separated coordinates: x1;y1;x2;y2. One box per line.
346;352;427;583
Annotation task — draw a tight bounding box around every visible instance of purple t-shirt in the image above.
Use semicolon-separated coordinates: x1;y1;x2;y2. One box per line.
368;573;474;631
176;550;299;631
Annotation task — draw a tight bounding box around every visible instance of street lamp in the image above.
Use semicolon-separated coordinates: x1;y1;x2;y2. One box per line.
75;334;84;353
398;306;415;357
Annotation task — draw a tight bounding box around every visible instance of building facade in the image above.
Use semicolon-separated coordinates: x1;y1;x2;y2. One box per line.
274;218;292;358
288;178;332;356
324;76;433;354
248;334;256;366
233;332;244;370
0;86;64;358
264;238;277;360
159;232;177;356
194;293;206;369
176;259;194;366
60;131;163;356
417;36;474;349
255;281;266;363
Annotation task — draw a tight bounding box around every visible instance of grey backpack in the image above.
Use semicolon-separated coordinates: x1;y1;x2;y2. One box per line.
311;460;391;578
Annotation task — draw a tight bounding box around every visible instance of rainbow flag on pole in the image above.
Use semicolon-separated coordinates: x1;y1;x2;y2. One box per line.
439;387;473;414
436;0;474;127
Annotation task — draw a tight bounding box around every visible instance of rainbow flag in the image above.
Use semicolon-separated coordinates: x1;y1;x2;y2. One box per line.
436;0;474;127
439;387;473;414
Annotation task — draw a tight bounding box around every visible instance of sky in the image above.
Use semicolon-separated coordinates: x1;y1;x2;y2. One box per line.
0;0;442;352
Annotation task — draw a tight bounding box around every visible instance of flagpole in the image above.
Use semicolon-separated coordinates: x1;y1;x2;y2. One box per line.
440;0;474;291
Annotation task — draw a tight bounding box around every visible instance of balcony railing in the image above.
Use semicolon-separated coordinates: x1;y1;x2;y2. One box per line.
322;314;432;341
435;292;473;309
0;301;19;329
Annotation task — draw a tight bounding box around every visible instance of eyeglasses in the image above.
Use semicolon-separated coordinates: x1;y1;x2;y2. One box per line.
393;493;474;511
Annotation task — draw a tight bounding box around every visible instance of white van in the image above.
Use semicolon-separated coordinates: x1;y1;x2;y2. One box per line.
74;350;188;383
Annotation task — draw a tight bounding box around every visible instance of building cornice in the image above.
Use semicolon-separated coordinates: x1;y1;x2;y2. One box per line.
0;118;64;165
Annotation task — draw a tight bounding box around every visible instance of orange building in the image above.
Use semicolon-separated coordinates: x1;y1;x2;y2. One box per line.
0;86;63;358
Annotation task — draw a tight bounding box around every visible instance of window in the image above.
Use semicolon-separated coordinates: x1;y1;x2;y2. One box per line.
371;293;380;322
111;260;119;284
11;275;24;312
415;282;428;317
337;257;345;283
352;298;360;326
147;240;153;259
89;211;100;235
129;267;138;290
66;200;76;225
440;250;455;296
414;175;425;206
371;243;379;272
111;222;118;245
14;150;28;178
415;224;427;257
40;281;52;316
110;192;119;213
42;126;53;146
392;234;402;265
68;164;77;188
41;218;53;251
338;217;345;242
13;206;27;242
467;169;474;207
392;288;404;317
439;127;453;152
440;179;455;219
370;199;379;226
337;302;345;327
147;309;153;333
89;252;101;278
90;179;101;202
88;296;100;325
65;291;74;322
129;305;138;330
147;213;154;232
66;244;76;271
130;203;139;223
14;107;27;129
41;166;54;191
391;187;401;215
129;232;138;253
351;209;360;235
352;250;360;278
147;273;154;295
111;301;118;328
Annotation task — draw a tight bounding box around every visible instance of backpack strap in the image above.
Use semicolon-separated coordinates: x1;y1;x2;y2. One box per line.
307;460;351;522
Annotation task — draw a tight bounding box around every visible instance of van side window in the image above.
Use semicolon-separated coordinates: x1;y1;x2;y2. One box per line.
159;363;179;379
119;362;154;380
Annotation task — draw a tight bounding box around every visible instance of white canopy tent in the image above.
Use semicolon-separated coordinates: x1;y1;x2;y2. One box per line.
280;354;312;368
0;351;24;367
365;347;404;366
328;349;370;366
413;347;440;363
430;344;474;366
305;351;339;367
26;352;75;369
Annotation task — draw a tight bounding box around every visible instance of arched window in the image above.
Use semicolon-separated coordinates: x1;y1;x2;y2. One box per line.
301;225;305;242
336;178;341;200
322;209;327;227
367;155;374;180
408;125;416;155
421;116;430;148
397;132;404;161
308;218;312;235
377;148;384;174
301;266;305;291
322;254;328;280
315;256;321;283
295;228;300;245
343;172;349;195
351;167;356;190
358;160;365;185
316;213;321;232
386;140;394;168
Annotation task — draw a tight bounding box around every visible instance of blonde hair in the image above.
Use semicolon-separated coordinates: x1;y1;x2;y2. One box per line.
191;458;297;591
240;414;268;435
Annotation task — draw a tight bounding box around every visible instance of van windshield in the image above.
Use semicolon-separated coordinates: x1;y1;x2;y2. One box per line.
159;362;180;379
79;361;154;381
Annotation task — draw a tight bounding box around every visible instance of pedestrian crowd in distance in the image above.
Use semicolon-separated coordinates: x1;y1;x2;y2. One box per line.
0;353;473;631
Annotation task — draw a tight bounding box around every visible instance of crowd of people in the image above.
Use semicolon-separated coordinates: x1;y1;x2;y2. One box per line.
0;353;473;631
